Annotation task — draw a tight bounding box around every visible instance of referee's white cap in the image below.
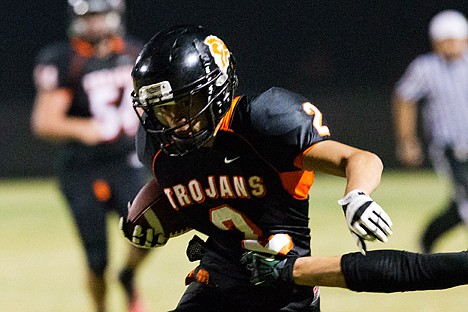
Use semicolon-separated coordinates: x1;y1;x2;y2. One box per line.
429;10;468;41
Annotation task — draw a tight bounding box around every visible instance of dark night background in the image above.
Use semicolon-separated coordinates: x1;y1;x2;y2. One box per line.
1;1;467;176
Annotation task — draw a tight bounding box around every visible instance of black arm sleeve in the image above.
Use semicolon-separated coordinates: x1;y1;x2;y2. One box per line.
341;250;468;293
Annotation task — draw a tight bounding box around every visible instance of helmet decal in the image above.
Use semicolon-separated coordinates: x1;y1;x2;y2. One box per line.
204;36;230;75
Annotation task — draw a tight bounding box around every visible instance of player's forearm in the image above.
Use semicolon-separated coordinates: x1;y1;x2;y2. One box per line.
32;116;95;142
31;89;94;143
343;150;383;195
392;97;418;142
301;141;383;194
293;256;347;288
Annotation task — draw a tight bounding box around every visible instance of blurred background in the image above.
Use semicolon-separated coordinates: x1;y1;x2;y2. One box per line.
2;0;467;177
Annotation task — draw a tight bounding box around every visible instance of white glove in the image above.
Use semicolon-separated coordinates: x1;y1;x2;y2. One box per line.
338;189;393;255
118;202;169;249
119;217;162;249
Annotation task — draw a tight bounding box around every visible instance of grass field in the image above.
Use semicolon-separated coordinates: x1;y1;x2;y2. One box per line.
1;170;467;312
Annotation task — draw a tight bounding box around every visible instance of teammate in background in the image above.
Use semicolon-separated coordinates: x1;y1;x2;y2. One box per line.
30;1;150;311
119;24;468;311
393;10;468;253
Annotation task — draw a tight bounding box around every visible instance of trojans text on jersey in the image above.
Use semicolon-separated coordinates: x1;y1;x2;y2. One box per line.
163;175;266;210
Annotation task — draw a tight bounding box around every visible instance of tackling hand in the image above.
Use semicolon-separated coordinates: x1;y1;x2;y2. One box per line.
241;251;296;287
339;189;393;255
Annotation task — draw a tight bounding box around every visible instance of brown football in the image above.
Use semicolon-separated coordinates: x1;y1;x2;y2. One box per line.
126;178;191;246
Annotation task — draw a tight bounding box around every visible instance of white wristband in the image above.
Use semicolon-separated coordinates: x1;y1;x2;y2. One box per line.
338;189;366;206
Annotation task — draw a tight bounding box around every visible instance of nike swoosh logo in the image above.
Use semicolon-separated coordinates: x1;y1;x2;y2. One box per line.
224;156;240;164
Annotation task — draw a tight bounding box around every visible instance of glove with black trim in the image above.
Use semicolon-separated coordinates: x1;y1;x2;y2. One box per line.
339;189;393;255
241;251;296;287
119;210;166;249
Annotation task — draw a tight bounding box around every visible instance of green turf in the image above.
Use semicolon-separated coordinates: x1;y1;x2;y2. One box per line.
0;171;467;311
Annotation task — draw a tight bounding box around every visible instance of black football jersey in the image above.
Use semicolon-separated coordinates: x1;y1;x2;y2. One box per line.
33;37;143;168
139;87;330;289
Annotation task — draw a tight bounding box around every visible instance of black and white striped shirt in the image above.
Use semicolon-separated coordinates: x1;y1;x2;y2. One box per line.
395;51;468;150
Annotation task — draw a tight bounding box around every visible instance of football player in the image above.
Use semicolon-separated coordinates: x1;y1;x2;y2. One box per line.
31;1;150;311
121;25;468;311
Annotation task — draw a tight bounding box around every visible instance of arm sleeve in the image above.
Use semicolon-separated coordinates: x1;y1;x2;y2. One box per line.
341;250;468;293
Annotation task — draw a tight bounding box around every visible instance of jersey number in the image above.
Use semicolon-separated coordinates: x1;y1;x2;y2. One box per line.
209;205;293;255
84;66;139;141
210;205;262;240
302;102;330;136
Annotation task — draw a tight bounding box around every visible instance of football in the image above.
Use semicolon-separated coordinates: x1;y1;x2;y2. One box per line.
122;178;191;248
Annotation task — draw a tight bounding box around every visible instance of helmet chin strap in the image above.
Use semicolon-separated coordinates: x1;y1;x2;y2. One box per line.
166;129;212;157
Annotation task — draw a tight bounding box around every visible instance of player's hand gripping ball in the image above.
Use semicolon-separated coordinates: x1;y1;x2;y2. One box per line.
119;178;191;248
339;189;393;255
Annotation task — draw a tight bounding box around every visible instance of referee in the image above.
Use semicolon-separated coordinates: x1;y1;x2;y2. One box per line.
393;10;468;253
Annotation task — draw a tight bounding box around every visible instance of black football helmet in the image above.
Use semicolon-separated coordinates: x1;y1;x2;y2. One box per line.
68;0;125;42
131;25;238;156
